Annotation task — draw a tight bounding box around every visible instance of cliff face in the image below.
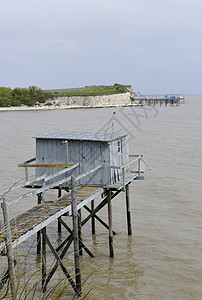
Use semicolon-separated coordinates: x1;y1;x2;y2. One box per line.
51;92;131;108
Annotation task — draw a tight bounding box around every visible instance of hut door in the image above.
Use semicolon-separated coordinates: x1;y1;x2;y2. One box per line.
117;139;123;180
111;139;123;183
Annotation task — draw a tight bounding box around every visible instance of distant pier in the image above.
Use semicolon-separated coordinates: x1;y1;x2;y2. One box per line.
131;95;185;106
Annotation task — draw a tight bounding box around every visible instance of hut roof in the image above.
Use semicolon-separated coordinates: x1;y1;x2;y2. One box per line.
33;130;127;142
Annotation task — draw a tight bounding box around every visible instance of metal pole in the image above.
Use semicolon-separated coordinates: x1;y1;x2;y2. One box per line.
125;184;132;235
107;190;114;258
1;198;15;299
71;176;82;296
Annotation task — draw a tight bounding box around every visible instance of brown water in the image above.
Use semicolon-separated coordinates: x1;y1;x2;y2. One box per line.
0;95;202;299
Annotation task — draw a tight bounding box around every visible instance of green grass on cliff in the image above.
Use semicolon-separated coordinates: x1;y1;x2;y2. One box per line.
46;83;132;97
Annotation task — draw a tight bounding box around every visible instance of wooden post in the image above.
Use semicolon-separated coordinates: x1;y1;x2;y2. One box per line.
107;190;114;258
1;198;16;299
37;193;42;254
42;227;46;292
58;188;62;233
91;200;95;234
71;176;82;296
78;209;83;256
125;184;132;235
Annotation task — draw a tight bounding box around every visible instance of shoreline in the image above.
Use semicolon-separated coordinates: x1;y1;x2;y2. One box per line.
0;103;139;112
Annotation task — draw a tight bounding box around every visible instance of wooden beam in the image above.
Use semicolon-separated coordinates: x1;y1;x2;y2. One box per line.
37;193;42;254
43;235;74;291
41;227;46;292
83;205;116;235
78;209;83;256
19;163;75;168
125;184;132;235
107;190;114;258
43;231;79;295
71;176;82;296
91;200;95;234
82;190;121;227
58;189;62;233
1;198;15;299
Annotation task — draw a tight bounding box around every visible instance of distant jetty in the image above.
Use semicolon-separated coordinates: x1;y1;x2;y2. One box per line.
131;95;185;106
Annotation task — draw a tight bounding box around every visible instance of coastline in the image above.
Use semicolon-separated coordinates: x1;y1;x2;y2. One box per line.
0;102;138;112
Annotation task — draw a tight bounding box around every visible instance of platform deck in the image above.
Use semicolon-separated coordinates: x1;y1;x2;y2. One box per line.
0;186;102;252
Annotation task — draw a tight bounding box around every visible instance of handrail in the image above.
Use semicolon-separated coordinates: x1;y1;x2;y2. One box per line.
18;157;36;167
2;163;104;207
108;155;142;170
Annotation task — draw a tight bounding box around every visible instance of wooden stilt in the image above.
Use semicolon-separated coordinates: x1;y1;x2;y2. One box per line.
82;190;121;227
78;209;83;256
42;227;46;292
125;184;132;235
107;190;114;258
43;235;74;291
37;193;42;254
71;176;82;296
43;231;78;294
83;205;116;235
1;198;15;299
58;189;62;233
59;218;94;257
91;200;95;234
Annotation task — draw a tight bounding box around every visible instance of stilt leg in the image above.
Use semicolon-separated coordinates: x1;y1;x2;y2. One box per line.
71;176;82;296
78;209;83;256
1;198;15;299
37;193;42;254
91;200;95;234
125;184;132;235
107;190;114;258
42;227;46;292
58;189;62;233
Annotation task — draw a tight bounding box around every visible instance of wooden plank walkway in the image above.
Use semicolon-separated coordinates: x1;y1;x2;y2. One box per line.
0;186;102;252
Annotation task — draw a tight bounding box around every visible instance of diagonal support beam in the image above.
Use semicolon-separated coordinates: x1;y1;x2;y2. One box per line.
43;235;74;291
42;231;79;295
83;205;117;235
82;190;121;227
59;218;94;257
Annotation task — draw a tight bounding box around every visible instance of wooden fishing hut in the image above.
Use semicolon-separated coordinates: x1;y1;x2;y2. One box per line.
34;130;130;187
0;130;144;297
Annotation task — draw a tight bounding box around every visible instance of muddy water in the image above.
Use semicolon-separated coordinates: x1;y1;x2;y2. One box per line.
0;95;201;299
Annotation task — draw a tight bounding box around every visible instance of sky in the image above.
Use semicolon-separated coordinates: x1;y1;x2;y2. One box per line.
0;0;202;94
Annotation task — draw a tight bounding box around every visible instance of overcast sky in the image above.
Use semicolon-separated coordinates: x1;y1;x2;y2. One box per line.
0;0;201;94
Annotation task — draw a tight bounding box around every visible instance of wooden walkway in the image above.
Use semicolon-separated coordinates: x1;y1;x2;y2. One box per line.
0;186;102;253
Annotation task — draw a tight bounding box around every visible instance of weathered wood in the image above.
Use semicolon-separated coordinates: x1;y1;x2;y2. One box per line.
37;193;42;254
1;198;16;299
43;230;79;294
60;218;94;257
107;190;114;258
83;205;116;235
125;184;132;235
78;209;83;256
71;176;82;296
41;227;46;292
43;235;74;291
91;200;95;234
19;163;75;168
82;190;121;227
58;189;62;233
